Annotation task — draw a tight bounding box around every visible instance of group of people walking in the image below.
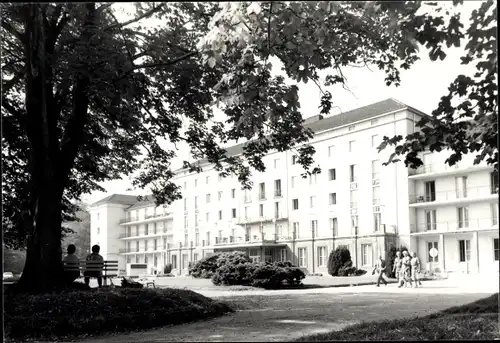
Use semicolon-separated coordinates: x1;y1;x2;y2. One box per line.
372;250;423;288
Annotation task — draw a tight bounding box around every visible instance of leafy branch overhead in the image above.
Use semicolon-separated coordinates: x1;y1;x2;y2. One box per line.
1;1;495;256
377;0;497;171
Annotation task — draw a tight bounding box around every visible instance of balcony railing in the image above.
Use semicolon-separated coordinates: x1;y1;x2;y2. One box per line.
120;212;172;224
410;217;498;233
145;212;172;220
409;185;496;204
214;232;278;245
119;217;138;224
413;163;462;175
118;229;174;239
236;214;287;225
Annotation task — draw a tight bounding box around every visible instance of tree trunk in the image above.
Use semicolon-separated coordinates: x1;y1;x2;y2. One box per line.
18;191;65;292
15;4;96;293
15;5;66;293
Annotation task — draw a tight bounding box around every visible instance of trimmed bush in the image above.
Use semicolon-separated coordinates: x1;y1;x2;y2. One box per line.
189;254;220;278
251;262;305;289
164;263;172;274
211;262;256;286
327;247;352;276
4;288;233;342
327;248;367;277
189;251;250;279
211;259;305;289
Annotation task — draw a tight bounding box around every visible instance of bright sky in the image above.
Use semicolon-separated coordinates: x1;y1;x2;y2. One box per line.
84;1;483;205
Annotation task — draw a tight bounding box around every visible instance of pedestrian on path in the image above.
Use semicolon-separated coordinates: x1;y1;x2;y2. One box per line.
410;252;423;288
402;251;413;288
393;251;404;288
372;255;388;287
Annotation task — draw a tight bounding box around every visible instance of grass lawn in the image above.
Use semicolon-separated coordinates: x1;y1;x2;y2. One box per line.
4;286;233;342
295;293;499;341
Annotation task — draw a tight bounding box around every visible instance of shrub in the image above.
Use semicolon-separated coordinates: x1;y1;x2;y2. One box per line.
190;251;251;279
164;263;172;274
4;288;233;342
337;266;357;276
327;247;352;276
210;259;305;289
211;262;256;286
251;263;288;289
189;254;220;278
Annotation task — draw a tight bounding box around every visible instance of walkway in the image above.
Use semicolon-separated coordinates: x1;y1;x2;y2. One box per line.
80;279;497;343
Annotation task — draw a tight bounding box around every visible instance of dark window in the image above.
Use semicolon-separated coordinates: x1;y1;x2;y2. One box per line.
329;169;336;181
491;172;499;194
425;181;436;201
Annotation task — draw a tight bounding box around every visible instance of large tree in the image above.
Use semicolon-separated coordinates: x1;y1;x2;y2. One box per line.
0;1;483;292
197;1;496;171
378;0;498;172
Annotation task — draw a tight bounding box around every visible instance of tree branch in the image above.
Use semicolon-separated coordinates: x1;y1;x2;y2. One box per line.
125;30;192;53
103;4;165;31
2;67;25;93
1;20;26;44
115;51;198;81
1;96;26;118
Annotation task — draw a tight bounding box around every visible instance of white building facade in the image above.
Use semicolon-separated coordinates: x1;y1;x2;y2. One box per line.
88;99;499;277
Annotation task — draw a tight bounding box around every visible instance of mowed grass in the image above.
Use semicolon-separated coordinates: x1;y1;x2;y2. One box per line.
4;287;233;342
295;293;499;341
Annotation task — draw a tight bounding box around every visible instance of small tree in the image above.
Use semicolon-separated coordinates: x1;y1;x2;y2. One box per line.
327;246;352;276
163;263;172;274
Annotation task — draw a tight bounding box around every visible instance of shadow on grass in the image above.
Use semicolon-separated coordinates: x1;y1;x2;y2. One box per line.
294;293;499;341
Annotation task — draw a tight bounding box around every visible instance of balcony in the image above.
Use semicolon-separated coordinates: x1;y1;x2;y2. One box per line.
410;217;498;234
119;217;138;224
118;229;174;239
119;212;173;225
214;232;281;246
409;162;492;178
409;185;497;206
235;213;288;225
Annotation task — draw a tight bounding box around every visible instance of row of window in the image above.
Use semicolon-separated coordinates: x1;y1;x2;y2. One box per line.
182;161;383;211
423;204;498;230
417;173;498;203
297;244;375;268
125;252;200;270
125;237;500;269
427;238;499;263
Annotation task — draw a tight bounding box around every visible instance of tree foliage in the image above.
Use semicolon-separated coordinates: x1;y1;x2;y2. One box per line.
1;1;493;290
377;0;498;171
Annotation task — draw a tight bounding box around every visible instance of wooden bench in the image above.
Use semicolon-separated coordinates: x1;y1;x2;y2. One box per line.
63;260;118;287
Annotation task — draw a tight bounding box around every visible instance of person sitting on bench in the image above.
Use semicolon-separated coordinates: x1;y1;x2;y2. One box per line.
63;244;81;285
84;245;104;288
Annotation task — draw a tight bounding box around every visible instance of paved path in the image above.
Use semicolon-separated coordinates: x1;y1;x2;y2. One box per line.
80;279;497;343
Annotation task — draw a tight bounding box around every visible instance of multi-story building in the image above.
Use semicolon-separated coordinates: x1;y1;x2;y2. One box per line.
89;98;499;277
